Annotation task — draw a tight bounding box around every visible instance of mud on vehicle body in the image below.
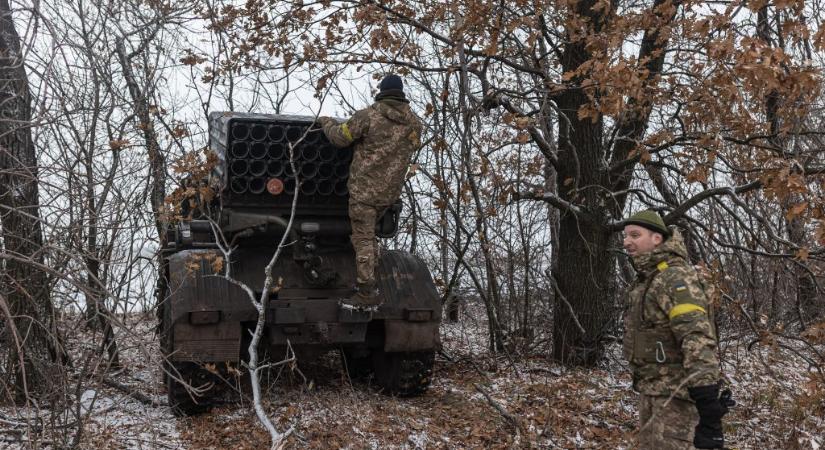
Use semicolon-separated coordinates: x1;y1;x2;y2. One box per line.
158;112;441;415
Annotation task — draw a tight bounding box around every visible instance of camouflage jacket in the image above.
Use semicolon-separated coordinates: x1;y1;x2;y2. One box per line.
319;97;422;206
623;229;720;400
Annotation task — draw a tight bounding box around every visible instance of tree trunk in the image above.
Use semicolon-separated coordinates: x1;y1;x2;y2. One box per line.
550;0;616;364
549;0;678;366
115;38;167;242
553;217;616;365
788;219;820;323
551;98;617;364
756;5;821;324
0;0;63;400
115;36;168;336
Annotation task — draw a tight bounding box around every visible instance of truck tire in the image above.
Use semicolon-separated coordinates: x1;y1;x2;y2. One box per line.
166;362;214;416
372;351;434;396
160;290;215;416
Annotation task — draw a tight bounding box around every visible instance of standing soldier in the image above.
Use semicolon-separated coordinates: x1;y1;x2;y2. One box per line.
317;74;422;309
622;210;732;449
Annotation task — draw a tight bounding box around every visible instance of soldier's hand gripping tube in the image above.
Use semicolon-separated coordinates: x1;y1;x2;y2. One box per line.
689;383;726;449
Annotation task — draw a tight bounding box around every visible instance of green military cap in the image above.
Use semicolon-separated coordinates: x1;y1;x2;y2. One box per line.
625;209;670;238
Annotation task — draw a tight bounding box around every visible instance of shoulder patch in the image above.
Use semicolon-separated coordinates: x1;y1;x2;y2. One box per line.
340;122;354;142
656;261;669;272
670;278;695;303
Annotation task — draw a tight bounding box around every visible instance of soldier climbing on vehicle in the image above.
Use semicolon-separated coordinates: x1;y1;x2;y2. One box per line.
317;74;423;309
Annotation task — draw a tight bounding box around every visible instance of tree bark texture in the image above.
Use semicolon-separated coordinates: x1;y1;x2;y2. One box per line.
0;0;61;399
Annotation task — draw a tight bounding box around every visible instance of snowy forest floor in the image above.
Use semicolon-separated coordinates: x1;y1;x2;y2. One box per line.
1;308;823;449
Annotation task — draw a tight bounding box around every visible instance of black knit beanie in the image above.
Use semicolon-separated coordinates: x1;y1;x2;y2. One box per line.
379;74;403;93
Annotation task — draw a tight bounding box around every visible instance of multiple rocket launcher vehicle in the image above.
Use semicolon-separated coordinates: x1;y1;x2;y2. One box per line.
158;112;442;414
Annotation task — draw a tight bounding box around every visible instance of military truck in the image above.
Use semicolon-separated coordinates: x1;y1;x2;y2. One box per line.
158;112;441;415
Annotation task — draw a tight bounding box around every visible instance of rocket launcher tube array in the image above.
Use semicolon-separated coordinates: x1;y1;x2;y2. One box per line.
226;121;351;196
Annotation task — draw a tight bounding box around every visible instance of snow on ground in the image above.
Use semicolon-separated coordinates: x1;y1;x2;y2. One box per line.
0;313;183;449
1;309;823;449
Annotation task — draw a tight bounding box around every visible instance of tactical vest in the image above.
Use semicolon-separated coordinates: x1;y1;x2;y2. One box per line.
624;265;683;366
623;263;719;366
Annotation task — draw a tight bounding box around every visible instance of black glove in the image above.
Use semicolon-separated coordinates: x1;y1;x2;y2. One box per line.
688;384;726;449
719;388;736;414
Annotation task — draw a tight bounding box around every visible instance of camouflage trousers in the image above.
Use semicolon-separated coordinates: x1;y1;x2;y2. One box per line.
638;395;698;450
349;201;384;288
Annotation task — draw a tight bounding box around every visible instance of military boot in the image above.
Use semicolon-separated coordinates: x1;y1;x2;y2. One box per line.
342;283;381;310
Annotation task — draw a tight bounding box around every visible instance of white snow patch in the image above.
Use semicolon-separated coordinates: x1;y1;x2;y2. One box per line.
407;430;429;449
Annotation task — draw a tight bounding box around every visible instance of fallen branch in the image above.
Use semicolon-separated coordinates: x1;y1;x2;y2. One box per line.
526;367;562;377
0;413;78;431
0;435;55;446
472;383;521;433
0;428;24;435
102;377;165;407
437;349;454;362
0;415;41;429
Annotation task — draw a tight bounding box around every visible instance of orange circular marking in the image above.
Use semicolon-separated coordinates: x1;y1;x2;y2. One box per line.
266;178;284;195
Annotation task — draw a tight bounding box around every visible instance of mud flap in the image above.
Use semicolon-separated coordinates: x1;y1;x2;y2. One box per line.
167;250;256;362
375;250;442;353
384;320;440;352
172;322;242;362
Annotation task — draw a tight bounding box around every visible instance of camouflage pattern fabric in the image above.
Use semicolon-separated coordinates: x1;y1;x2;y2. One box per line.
348;201;383;286
638;394;698;449
320;97;422;288
319;98;422;206
623;228;721;401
